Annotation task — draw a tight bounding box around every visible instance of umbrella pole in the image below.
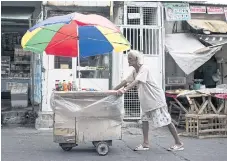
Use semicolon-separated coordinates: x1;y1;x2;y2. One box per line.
72;57;77;91
78;52;81;90
77;27;81;90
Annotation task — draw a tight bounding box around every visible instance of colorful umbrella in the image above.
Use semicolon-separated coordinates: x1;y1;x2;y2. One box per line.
21;12;130;57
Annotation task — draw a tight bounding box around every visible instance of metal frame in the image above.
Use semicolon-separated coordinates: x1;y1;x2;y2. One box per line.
125;1;158;8
121;2;164;120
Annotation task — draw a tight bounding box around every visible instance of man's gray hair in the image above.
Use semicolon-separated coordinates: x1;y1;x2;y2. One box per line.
128;50;144;65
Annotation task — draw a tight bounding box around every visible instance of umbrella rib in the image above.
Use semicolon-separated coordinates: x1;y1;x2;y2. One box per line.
82;37;130;46
25;37;130;47
26;27;130;47
25;38;130;48
39;25;121;38
46;35;76;49
39;26;79;39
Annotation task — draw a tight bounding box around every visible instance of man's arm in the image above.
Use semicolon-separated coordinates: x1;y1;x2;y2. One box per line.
113;70;136;90
124;80;139;92
116;80;139;96
113;80;127;90
114;69;137;91
122;66;148;93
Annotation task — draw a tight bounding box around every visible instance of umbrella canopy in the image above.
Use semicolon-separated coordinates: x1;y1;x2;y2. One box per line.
21;12;130;57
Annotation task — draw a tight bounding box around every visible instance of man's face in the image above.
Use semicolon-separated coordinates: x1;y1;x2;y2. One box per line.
168;8;173;14
128;53;137;66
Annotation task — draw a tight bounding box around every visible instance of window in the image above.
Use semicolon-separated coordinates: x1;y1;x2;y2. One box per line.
54;56;72;69
54;54;110;78
77;54;110;79
127;7;140;25
121;27;160;55
143;7;158;26
126;6;158;26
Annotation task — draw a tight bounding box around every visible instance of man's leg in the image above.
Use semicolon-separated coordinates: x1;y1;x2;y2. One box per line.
167;122;182;145
142;121;149;147
134;121;150;151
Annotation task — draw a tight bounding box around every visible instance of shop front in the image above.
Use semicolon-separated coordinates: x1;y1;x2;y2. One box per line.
163;2;227;138
1;2;42;125
164;2;227;89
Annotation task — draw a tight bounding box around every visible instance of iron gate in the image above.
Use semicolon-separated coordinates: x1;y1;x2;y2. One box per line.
119;2;164;120
119;25;163;120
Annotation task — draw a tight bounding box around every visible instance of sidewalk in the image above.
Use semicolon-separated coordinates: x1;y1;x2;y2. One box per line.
123;126;227;161
2;126;227;161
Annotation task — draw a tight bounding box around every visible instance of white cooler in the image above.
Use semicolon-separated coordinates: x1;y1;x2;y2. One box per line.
11;83;28;108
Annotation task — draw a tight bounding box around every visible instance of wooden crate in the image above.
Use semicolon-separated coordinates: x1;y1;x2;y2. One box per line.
183;114;227;138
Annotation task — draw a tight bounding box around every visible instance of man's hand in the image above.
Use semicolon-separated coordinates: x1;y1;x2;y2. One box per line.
116;88;126;96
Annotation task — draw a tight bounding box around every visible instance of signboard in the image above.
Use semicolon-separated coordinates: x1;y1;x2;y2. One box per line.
207;6;224;14
224;7;227;21
128;13;140;19
60;64;69;69
190;6;206;13
165;3;191;21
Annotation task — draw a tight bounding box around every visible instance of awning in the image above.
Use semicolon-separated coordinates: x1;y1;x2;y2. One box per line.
196;34;227;46
1;7;33;20
187;19;227;33
165;33;221;75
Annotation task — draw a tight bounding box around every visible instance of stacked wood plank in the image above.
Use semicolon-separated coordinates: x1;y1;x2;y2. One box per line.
182;94;227;138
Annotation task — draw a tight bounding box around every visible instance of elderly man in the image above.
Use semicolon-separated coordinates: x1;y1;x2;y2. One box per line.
113;50;184;151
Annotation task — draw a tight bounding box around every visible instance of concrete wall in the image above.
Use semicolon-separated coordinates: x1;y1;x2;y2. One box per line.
111;2;124;89
32;4;42;21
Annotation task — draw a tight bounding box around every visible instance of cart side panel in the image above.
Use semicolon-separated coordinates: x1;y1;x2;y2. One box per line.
53;112;76;143
76;118;122;143
51;91;124;144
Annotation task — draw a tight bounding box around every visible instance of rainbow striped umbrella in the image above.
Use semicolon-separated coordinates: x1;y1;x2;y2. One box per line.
21;12;130;57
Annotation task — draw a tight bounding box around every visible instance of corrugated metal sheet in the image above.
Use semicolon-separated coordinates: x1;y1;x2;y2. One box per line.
197;34;227;45
187;19;227;33
189;1;227;5
1;13;32;20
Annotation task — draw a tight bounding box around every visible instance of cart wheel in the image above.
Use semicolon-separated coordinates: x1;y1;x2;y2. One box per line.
96;142;109;156
61;146;72;151
59;144;73;151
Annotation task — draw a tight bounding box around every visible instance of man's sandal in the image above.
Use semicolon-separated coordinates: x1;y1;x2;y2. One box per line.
134;144;149;151
167;144;184;151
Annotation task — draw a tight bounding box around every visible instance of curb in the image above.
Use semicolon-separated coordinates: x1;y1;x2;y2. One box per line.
122;121;141;129
34;122;141;131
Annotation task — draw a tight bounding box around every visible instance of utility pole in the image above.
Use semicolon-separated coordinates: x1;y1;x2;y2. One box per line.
29;17;35;111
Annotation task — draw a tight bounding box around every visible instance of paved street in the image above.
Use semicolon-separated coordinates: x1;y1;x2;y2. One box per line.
2;126;227;161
